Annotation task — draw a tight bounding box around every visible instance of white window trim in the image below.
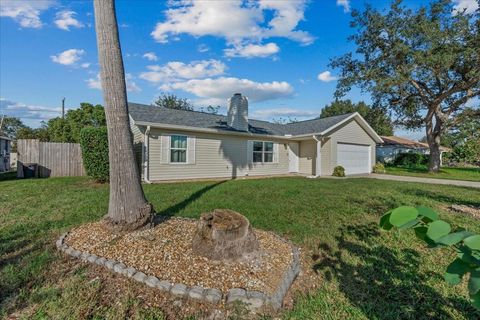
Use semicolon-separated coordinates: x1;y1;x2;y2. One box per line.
169;134;188;164
252;140;275;164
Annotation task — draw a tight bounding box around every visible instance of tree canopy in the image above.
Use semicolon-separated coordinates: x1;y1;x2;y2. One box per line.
331;0;480;172
320;100;394;135
154;93;194;111
443;107;480;164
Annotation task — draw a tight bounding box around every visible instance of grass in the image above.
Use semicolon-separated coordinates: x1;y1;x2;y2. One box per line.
1;176;480;319
385;165;480;182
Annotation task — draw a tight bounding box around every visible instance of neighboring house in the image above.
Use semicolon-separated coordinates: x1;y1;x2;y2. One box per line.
0;136;12;172
377;135;450;163
128;93;383;182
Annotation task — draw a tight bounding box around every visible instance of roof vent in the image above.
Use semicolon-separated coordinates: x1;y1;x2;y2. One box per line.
227;93;248;131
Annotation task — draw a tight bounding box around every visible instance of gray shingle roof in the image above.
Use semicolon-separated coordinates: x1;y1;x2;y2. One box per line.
128;103;354;137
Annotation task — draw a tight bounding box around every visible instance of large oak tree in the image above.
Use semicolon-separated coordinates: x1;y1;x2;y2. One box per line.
93;0;154;231
331;0;480;172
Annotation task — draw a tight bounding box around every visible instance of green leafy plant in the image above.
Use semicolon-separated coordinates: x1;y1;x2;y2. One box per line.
79;127;109;183
380;206;480;309
373;162;386;174
332;165;345;177
393;153;429;167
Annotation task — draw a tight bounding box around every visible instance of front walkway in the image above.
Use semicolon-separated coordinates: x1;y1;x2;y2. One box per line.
362;173;480;188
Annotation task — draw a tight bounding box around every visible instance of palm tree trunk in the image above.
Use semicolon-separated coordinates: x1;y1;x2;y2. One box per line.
93;0;153;231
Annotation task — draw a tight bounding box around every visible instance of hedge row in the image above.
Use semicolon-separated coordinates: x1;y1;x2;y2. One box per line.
79;127;109;183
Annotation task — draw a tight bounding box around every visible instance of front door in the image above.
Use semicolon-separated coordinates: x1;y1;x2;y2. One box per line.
288;142;299;172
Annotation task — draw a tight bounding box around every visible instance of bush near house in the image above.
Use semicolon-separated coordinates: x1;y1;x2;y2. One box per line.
332;165;345;177
393;153;430;167
79;127;109;183
373;162;386;174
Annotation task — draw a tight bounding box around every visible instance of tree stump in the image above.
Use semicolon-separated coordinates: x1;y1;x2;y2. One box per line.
192;209;259;261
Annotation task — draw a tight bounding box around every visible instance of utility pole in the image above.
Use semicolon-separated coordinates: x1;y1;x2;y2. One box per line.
62;97;65;119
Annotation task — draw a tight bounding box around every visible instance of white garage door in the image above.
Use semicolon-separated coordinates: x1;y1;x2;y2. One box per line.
336;143;371;175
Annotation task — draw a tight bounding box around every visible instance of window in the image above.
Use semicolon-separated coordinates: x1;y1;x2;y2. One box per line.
253;141;274;163
170;135;187;163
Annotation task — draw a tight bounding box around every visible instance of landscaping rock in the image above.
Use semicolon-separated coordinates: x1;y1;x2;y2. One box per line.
87;255;98;263
71;249;81;258
95;257;107;266
246;291;266;309
145;275;160;288
226;288;247;304
124;267;137;278
156;280;172;292
65;247;74;255
170;284;188;298
113;262;126;274
105;260;117;270
204;288;222;304
133;271;147;283
188;286;204;301
80;252;89;261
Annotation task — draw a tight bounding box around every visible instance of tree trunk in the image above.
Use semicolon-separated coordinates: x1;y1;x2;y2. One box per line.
93;0;153;231
425;113;442;173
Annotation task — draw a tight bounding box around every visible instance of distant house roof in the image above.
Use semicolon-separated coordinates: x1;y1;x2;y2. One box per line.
0;136;12;141
380;136;450;151
128;103;368;138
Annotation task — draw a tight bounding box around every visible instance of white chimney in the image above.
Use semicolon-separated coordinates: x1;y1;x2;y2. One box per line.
227;93;248;131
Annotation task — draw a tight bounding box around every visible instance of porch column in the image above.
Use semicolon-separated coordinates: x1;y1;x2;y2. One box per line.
313;136;322;177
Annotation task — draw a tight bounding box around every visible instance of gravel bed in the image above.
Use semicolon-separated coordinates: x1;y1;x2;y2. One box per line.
65;218;293;295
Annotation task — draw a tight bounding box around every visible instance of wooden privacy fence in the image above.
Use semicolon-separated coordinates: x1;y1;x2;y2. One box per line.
17;139;85;178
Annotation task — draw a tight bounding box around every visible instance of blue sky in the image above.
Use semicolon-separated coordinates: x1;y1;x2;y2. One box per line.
1;0;477;139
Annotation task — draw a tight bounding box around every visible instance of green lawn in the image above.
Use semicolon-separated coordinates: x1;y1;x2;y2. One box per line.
385;165;480;182
1;176;479;319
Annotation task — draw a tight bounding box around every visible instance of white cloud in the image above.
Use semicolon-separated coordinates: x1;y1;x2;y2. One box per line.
452;0;479;14
143;52;158;61
0;98;61;126
50;49;85;66
160;77;293;103
336;0;350;13
317;71;338;82
251;107;318;120
86;73;141;93
80;62;90;69
224;42;280;58
151;0;314;46
197;44;210;53
54;10;83;30
0;0;55;28
139;59;227;83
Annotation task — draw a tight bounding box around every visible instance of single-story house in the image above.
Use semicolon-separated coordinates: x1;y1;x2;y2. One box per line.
0;135;12;172
377;135;450;163
128;93;383;182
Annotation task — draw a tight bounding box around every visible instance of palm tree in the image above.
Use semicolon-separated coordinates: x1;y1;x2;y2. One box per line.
93;0;154;231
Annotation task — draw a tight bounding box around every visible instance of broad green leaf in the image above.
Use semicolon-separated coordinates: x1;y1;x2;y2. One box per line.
444;258;470;285
399;219;419;230
471;291;480;310
379;212;393;230
416;206;439;222
427;220;451;241
389;206;418;227
469;269;480;295
436;231;475;246
464;235;480;250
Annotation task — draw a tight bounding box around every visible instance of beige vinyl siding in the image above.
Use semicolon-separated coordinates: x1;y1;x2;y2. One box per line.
130;123;144;176
298;140;315;175
320;119;376;175
147;128;290;181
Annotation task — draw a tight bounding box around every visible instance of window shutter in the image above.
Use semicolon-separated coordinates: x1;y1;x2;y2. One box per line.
187;136;196;164
273;142;279;163
161;134;170;164
247;140;253;163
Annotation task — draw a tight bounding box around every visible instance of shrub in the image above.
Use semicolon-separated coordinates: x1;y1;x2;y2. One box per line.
373;162;386;173
332;165;345;177
393;152;429;167
380;206;480;310
79;127;109;183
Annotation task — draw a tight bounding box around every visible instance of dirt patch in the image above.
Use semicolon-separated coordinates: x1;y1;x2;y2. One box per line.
448;204;480;220
65;218;293;295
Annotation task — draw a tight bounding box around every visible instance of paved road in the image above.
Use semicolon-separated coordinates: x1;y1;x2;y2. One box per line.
362;173;480;188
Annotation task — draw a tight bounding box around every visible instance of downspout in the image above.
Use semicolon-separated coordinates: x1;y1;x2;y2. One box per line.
312;135;322;177
143;126;152;184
